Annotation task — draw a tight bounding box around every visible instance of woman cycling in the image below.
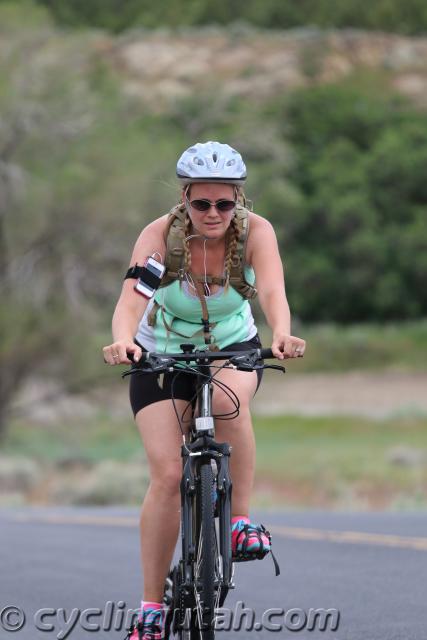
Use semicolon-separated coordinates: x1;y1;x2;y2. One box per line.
102;141;306;640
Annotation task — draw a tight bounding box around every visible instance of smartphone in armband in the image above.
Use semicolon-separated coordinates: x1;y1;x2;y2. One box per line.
134;256;166;299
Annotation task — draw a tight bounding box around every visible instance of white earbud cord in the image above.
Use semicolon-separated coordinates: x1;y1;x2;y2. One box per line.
184;233;211;297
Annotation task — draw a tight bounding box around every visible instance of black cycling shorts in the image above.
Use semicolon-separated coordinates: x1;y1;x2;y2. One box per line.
129;333;264;417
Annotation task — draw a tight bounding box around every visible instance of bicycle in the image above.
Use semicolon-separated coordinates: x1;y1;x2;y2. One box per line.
122;342;287;640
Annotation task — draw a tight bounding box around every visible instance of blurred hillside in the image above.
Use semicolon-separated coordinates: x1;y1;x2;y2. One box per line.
111;29;427;109
1;1;427;438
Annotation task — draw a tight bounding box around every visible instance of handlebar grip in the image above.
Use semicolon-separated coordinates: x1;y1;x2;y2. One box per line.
126;350;148;364
259;348;274;359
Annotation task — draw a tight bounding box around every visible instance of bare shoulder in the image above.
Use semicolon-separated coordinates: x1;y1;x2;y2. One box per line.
140;213;170;239
246;211;277;264
130;214;170;265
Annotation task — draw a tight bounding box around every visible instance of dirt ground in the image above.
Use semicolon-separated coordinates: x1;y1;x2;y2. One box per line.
252;370;427;419
12;371;427;424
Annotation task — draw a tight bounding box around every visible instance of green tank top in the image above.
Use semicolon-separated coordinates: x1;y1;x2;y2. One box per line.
135;266;257;352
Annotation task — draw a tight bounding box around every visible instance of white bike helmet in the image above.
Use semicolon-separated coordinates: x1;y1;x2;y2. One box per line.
176;141;247;185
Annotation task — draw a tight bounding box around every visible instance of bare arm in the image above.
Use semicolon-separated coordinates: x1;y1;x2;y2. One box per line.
248;213;306;360
103;215;168;365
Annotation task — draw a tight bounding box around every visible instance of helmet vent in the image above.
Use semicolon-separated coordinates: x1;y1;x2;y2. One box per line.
212;152;218;163
193;157;204;166
226;159;235;166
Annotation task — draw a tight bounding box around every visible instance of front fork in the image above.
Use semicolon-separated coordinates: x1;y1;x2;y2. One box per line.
180;436;234;591
216;443;233;591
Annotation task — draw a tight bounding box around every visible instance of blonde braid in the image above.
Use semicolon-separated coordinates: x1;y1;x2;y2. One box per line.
224;215;240;292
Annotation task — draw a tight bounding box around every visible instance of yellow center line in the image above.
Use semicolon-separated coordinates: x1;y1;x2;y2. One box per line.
7;513;427;551
269;525;427;551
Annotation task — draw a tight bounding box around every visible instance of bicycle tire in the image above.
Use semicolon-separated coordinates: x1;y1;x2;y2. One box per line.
164;562;192;640
192;461;216;640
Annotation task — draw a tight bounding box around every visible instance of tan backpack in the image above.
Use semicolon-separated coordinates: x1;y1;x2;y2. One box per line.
147;202;257;349
160;202;257;298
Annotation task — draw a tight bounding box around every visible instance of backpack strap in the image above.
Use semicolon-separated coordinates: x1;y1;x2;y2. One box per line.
193;274;226;286
160;204;187;288
227;204;257;300
147;300;160;327
190;271;219;350
146;297;218;344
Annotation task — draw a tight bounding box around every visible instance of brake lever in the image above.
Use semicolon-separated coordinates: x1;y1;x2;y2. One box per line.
147;354;176;372
229;352;287;373
229;351;258;370
263;364;286;374
121;354;176;379
229;351;268;372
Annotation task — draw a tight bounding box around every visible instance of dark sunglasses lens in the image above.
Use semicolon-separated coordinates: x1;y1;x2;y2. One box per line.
191;199;211;211
216;200;236;212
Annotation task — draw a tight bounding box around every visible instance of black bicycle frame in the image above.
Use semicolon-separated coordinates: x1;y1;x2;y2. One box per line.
179;362;234;607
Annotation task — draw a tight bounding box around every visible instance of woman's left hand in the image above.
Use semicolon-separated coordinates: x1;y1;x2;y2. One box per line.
271;333;306;360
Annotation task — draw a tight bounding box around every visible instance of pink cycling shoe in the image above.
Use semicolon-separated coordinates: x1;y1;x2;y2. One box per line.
231;515;280;575
124;602;165;640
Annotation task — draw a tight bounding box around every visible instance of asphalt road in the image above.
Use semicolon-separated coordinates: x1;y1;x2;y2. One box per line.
1;507;426;640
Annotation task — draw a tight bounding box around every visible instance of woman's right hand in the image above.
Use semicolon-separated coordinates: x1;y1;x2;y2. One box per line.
102;340;142;365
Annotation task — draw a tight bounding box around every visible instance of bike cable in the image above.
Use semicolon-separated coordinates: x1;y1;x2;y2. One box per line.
179;360;241;423
169;360;241;451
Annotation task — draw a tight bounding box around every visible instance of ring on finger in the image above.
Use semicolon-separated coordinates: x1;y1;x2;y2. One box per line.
113;354;119;359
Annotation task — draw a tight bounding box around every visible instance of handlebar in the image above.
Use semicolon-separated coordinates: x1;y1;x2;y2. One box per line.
122;344;289;377
128;347;275;364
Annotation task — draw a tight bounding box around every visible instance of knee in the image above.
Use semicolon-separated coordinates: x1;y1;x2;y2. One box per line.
150;462;182;497
213;394;251;420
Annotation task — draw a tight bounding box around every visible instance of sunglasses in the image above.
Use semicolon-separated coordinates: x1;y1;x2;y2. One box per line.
187;198;237;213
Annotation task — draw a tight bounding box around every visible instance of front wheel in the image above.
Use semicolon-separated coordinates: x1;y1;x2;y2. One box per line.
193;461;217;640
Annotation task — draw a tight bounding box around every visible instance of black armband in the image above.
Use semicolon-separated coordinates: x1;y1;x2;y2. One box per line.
124;264;145;280
124;258;166;299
